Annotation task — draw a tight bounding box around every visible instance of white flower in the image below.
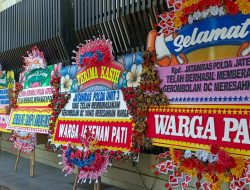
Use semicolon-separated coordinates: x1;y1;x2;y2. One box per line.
193;11;201;21
208;154;217;163
188;15;194;24
126;64;142;87
201;9;210;18
61;75;73;92
218;7;225;16
196;150;209;162
209;6;219;16
184;150;192;158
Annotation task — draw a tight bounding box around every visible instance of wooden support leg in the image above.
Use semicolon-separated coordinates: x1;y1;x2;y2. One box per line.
30;149;35;177
72;168;80;190
14;150;21;173
94;177;101;190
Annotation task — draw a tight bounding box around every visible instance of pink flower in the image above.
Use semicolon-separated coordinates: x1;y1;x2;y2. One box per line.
51;63;62;78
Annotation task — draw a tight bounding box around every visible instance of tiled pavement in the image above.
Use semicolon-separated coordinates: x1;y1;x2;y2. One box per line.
0;151;123;190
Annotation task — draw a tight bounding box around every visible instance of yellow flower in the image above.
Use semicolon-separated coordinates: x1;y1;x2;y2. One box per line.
231;157;245;178
174;17;182;29
7;71;14;89
183;0;200;8
204;174;213;184
211;182;221;190
236;0;250;14
175;11;183;18
180;167;196;176
218;173;230;183
89;140;98;152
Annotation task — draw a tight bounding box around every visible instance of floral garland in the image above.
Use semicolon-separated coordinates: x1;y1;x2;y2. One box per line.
9;131;36;153
72;37;114;68
122;50;168;152
47;76;71;150
174;0;250;29
5;82;36;153
154;145;250;190
60;128;110;183
157;0;250;35
5;82;23;114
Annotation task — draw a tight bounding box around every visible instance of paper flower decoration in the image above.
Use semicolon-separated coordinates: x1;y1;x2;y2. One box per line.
10;131;36;153
154;145;250;190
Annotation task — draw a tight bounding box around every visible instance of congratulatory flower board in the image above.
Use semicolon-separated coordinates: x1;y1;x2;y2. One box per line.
146;0;250;157
52;38;143;151
0;63;14;132
147;1;250;189
7;46;61;134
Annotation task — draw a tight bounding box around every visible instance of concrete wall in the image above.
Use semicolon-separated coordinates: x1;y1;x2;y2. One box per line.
0;132;194;190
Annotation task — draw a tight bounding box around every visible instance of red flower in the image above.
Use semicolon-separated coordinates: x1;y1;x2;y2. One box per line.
109;150;115;155
191;3;199;12
207;163;216;175
154;171;159;176
180;16;188;25
70;152;75;159
84;150;91;158
95;149;101;153
134;148;140;153
209;0;222;6
196;161;205;173
183;7;192;16
115;156;121;161
210;144;220;155
49;129;54;134
174;150;183;160
117;150;123;155
198;0;206;11
217;150;236;170
225;0;239;15
102;148;108;152
183;159;196;169
74;149;82;159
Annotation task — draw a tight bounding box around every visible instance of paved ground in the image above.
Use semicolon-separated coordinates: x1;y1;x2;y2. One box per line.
0;151;123;190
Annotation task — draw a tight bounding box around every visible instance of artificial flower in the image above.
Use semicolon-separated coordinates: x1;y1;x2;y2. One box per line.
183;158;196;169
75;149;83;159
218;6;225;16
174;17;182;29
231;157;245;178
188;15;194;24
184;150;192;158
236;0;250;14
193;10;202;21
201;9;210;18
196;160;206;173
7;71;15;89
210;144;220;155
225;0;239;15
50;63;61;78
126;64;142;87
217;150;236;170
196;150;209;162
208;154;217;163
61;75;73;92
209;6;220;16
